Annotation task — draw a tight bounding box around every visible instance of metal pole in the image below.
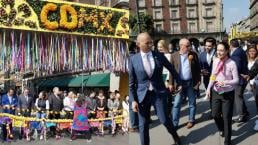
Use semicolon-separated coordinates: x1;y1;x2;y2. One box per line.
135;0;141;33
81;74;84;94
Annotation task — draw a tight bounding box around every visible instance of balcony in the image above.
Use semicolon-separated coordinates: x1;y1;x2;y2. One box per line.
153;18;165;22
203;15;216;19
187;16;199;20
170;30;181;34
202;0;216;6
170;17;181;21
170;3;180;7
152;5;164;8
186;2;198;7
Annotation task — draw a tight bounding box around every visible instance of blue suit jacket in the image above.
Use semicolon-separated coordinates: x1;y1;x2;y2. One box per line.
1;94;18;114
199;51;214;75
129;51;181;103
230;48;248;85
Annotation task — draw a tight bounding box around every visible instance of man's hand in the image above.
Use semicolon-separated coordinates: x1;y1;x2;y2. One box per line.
176;85;182;92
132;101;139;112
241;74;250;81
168;85;175;92
201;69;209;76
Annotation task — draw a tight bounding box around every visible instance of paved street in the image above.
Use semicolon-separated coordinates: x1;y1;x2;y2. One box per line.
3;134;129;145
130;85;258;145
3;86;258;145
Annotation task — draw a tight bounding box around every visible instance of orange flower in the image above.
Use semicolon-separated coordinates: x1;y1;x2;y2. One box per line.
40;3;59;30
60;5;78;30
188;55;194;61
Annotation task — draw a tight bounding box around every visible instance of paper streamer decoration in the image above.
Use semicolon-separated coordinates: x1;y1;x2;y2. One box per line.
0;30;128;77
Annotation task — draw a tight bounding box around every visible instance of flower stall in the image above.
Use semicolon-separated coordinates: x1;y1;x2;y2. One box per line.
0;0;129;92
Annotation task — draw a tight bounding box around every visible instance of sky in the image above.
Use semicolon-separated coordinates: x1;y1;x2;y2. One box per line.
223;0;250;32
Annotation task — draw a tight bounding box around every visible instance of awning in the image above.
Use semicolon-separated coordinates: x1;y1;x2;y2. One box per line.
37;73;110;87
86;73;110;87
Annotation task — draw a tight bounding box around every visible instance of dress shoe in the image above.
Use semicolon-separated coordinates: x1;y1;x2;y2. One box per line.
233;116;248;123
129;127;139;132
186;122;195;129
174;138;181;145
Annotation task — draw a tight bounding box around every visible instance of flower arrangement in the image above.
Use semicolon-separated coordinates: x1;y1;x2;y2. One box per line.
18;3;31;18
1;0;14;8
0;7;8;22
59;4;78;30
9;9;17;21
13;18;25;26
188;54;194;61
25;20;37;28
120;17;128;29
40;3;59;30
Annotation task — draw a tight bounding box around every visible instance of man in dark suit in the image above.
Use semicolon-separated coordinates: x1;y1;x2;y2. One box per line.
129;33;182;145
230;39;249;122
48;87;63;139
18;88;34;117
169;38;201;129
199;38;216;89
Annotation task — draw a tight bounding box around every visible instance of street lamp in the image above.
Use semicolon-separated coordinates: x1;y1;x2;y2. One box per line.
135;0;141;33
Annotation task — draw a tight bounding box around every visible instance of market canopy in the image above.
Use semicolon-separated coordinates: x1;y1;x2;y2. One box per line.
0;0;129;39
38;73;110;87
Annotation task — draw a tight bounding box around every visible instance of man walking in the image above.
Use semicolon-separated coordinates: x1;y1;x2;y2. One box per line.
129;32;182;145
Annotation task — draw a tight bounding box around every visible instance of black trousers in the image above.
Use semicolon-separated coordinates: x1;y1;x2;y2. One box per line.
212;90;234;145
49;113;61;136
138;91;179;145
234;84;249;116
71;130;91;140
1;123;13;141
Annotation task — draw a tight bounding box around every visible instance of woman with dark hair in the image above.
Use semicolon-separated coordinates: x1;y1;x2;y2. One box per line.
246;44;258;131
70;96;91;142
205;42;239;145
35;91;49;140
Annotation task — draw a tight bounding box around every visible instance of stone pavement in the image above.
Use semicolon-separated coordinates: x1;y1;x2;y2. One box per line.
130;87;258;145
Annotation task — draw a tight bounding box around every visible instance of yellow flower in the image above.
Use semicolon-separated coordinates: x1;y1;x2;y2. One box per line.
60;5;78;30
40;3;59;30
188;55;194;61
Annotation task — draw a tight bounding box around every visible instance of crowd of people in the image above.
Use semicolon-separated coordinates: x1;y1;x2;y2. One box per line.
0;87;130;142
129;32;258;145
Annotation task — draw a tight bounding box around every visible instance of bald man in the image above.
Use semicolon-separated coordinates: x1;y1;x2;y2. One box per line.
129;33;182;145
169;38;201;129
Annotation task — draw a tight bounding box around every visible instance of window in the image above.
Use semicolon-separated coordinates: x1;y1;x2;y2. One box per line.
188;9;195;18
171;22;180;33
154;0;162;6
188;22;196;32
187;0;196;4
205;8;213;17
139;9;146;15
154;10;162;19
170;0;178;5
138;0;145;7
206;21;213;32
156;24;162;31
171;10;178;18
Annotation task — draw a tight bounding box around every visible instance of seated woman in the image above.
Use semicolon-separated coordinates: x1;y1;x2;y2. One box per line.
35;91;49;140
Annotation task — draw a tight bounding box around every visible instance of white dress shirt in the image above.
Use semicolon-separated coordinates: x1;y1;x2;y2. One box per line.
141;51;155;90
206;49;215;65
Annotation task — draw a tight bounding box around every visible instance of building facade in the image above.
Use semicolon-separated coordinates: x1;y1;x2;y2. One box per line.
130;0;224;42
71;0;128;8
250;0;258;31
